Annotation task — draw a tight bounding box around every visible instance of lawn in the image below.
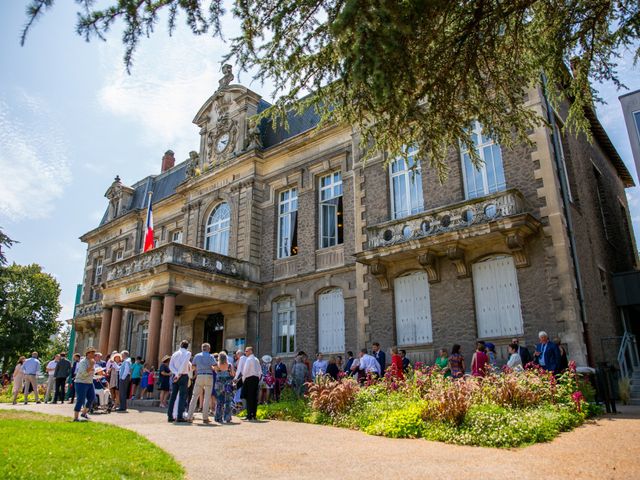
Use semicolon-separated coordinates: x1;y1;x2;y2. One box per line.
0;410;184;480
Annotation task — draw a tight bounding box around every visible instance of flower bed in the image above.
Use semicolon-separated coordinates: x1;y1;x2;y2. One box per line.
255;363;601;448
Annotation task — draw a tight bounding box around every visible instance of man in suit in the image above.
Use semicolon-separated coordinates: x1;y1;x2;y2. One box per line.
372;342;386;376
53;352;72;403
534;331;560;373
511;338;532;366
344;351;355;376
400;350;411;373
273;357;287;402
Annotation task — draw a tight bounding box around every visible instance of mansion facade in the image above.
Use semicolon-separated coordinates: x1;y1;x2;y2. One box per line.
72;72;638;369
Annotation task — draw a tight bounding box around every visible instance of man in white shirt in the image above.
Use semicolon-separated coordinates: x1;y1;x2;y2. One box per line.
358;348;381;381
311;353;329;378
168;340;192;423
44;354;60;403
241;346;261;421
117;350;132;412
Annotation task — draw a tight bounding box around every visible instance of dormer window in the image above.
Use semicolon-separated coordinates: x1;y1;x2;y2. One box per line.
104;175;134;222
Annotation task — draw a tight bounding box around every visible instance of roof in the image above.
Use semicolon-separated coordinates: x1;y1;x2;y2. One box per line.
584;106;635;187
257;99;322;148
99;160;188;226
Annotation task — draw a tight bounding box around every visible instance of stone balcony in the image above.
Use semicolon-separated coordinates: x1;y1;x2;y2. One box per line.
104;242;258;284
74;300;102;319
357;189;541;287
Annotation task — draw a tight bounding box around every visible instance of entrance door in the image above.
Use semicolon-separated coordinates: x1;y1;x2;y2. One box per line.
204;313;224;352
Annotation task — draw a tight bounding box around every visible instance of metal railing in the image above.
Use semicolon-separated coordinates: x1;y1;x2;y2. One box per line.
618;332;640;379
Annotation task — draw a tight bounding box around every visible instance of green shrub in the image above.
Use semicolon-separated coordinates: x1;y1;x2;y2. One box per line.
363;401;427;438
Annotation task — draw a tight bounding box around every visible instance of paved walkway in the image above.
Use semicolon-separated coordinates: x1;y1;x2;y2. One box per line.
2;402;639;479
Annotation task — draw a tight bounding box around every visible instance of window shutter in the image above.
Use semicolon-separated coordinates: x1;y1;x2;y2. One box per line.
394;272;432;345
318;289;345;353
473;256;523;338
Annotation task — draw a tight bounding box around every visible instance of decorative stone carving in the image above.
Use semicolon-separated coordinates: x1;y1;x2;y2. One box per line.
370;260;389;290
418;251;440;283
245;118;263;150
505;232;529;267
446;246;468;278
186;151;200;178
218;64;234;90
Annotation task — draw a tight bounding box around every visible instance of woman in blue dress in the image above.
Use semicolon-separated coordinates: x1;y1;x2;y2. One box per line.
213;351;235;423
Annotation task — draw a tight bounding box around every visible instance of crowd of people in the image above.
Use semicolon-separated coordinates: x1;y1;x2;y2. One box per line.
6;331;567;423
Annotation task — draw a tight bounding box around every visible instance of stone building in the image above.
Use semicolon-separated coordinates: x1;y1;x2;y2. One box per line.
72;71;637;369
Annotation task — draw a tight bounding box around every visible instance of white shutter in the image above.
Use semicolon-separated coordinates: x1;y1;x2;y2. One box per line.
394;271;432;346
318;289;345;353
473;256;523;338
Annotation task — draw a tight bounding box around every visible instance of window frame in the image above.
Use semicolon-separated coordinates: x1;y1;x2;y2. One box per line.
172;230;183;244
273;297;296;355
389;146;424;220
277;187;298;259
318;171;344;249
205;202;231;256
460;121;506;199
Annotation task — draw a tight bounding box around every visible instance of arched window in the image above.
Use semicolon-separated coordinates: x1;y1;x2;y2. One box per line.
273;297;296;354
394;271;432;345
472;255;523;338
318;288;345;353
205;203;231;255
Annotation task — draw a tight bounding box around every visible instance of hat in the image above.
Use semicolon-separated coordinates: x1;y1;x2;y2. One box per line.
484;342;495;350
161;354;171;362
261;354;272;364
85;346;96;355
113;353;122;361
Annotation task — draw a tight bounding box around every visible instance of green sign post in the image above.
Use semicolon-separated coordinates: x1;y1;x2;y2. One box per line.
67;284;82;359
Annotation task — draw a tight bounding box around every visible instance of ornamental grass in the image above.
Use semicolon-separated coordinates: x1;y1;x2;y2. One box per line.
256;361;599;448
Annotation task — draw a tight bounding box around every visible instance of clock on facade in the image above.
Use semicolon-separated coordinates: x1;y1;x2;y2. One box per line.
215;132;230;153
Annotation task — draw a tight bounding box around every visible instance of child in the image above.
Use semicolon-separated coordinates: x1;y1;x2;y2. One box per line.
140;364;150;400
146;366;155;400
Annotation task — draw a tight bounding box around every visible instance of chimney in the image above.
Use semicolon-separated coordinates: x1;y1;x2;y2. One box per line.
161;150;175;172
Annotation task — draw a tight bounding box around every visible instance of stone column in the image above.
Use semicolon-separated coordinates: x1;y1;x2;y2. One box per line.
107;305;123;355
98;307;113;355
147;295;163;366
159;293;177;361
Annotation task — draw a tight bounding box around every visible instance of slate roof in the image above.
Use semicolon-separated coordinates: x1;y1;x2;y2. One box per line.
99;160;188;226
257;99;322;148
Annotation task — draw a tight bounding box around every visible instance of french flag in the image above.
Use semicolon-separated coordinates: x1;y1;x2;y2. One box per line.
143;192;154;252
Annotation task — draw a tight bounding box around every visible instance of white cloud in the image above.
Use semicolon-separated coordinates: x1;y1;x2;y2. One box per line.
97;29;228;166
0;92;71;220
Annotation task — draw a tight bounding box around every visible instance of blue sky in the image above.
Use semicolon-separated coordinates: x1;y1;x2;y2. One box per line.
0;3;639;324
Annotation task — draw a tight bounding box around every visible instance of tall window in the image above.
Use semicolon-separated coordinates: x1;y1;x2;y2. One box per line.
318;289;345;353
394;271;433;345
205;203;231;255
593;167;611;240
390;146;424;219
319;171;344;248
472;256;523;338
274;297;296;354
461;121;506;199
90;258;103;301
278;188;298;258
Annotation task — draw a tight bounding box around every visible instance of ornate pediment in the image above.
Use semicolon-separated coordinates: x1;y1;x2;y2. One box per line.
104;175;135;221
190;66;264;178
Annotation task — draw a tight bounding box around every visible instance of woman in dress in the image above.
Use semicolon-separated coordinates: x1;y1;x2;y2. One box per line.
213;351;235;424
108;353;121;409
555;338;569;373
326;356;340;381
448;344;465;379
390;346;404;380
434;349;451;377
11;356;26;405
506;343;523;372
259;355;274;404
158;355;171;408
471;342;489;377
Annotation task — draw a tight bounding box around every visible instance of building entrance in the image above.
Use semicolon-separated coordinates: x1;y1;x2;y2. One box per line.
204;313;224;352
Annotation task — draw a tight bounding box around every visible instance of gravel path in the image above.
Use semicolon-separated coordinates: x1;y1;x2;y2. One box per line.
2;402;639;479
